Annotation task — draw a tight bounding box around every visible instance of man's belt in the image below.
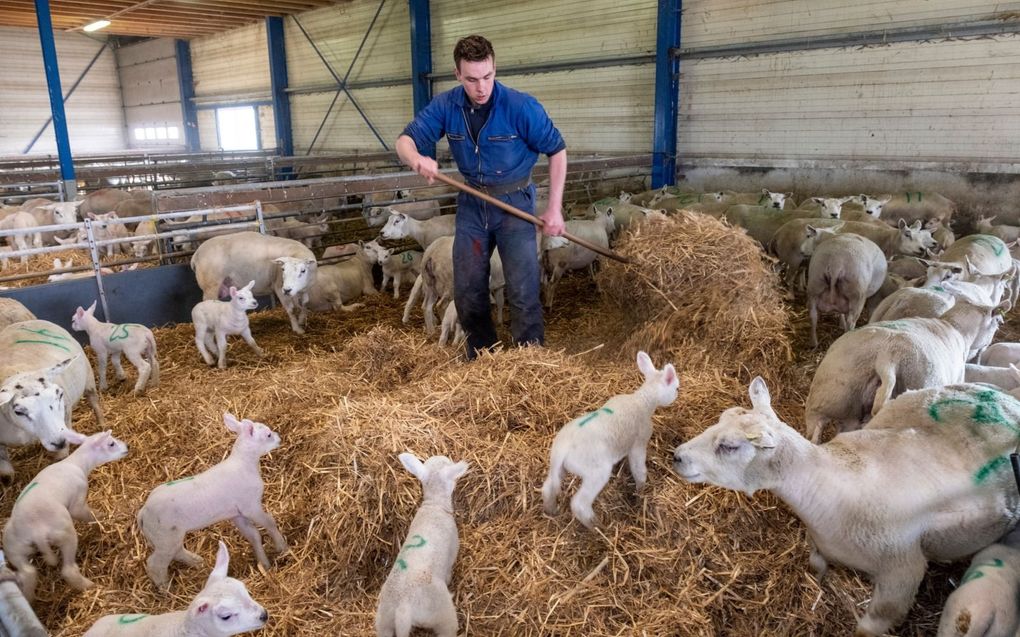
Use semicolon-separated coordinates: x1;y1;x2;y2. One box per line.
466;177;532;197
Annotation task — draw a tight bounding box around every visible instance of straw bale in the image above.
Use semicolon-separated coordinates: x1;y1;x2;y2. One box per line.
0;226;959;635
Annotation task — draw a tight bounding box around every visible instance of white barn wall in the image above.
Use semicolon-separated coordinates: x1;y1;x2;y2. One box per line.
117;38;185;151
0;26;125;155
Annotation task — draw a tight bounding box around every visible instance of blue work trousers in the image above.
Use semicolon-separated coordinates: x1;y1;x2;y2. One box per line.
453;185;544;359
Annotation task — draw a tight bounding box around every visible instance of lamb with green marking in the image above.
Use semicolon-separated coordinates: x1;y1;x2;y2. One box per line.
375;453;469;637
136;413;287;590
84;541;268;637
937;526;1020;637
542;351;679;529
3;430;127;600
0;320;104;477
71;300;159;395
673;378;1020;637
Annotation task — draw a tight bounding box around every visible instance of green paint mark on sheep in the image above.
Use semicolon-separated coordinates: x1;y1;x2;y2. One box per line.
117;614;148;625
577;407;614;428
928;389;1020;433
15;481;38;504
973;456;1010;484
13;326;72;353
400;251;415;264
164;476;196;486
109;324;142;342
395;534;428;571
932;286;945;293
970;234;1006;257
962;558;1005;583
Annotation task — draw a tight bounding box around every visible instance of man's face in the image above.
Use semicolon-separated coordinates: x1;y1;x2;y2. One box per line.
455;57;495;106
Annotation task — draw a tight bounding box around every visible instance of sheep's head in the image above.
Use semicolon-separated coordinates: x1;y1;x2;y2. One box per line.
228;280;259;310
380;212;409;240
273;257;316;297
898;219;937;257
761;188;790;210
399;452;469;503
0;357;78;453
186;541;268;636
672;377;785;495
224;412;280;456
636;351;679;407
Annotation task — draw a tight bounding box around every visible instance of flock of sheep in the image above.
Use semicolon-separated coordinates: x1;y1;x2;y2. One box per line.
4;180;1020;635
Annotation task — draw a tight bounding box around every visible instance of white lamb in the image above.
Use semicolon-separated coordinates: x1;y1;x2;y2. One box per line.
542;351;679;528
937;526;1020;637
83;541;268;637
2;430;128;600
191;281;263;369
0;210;42;263
363;239;423;300
71;301;159;395
136;412;287;590
374;453;469;637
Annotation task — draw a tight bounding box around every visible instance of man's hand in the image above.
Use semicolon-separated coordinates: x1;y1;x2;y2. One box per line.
412;155;440;184
540;207;565;236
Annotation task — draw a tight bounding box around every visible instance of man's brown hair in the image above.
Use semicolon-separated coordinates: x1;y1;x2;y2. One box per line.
454;35;494;70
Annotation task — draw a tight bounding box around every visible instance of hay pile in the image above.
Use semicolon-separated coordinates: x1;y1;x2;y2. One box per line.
0;215;953;635
0;248;157;288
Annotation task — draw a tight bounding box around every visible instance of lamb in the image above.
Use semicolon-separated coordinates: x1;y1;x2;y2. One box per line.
979;343;1020;368
136;412;287;590
304;244;375;312
87;212;131;257
191;281;263;369
0;298;34;330
380;212;456;249
672;377;1020;637
0;320;104;477
806;233;887;347
804;299;1007;442
926;218;956;250
131;219;157;258
541;208;614;308
71;301;159;394
963;363;1020;390
936;526;1020;637
0;211;42;263
2;430;127;600
374;453;468;637
438;301;465;347
191;231;317;334
267;213;330;248
30;200;84;244
362;240;423;300
363;198;440;227
975;216;1020;244
542;351;679;528
84;541;268;637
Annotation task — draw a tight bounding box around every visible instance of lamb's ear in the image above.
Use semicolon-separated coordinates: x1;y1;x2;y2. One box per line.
206;540;229;585
0;386;13;408
86;300;97;314
399;452;427;481
441;461;469;482
223;412;243;433
74;306;84;319
745;423;778;449
229;286;239;298
636;351;655;376
663;364;678;387
748;376;777;419
244;280;255;291
66;430;88;446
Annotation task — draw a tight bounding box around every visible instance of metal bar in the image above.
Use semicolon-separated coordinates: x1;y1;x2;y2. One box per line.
255;200;266;234
305;90;343;156
674;19;1020;61
428;54;656;82
175;40;201;152
408;0;434;158
33;0;76;191
24;41;110;155
266;16;294;159
286;76;412;95
291;15;343;84
83;219;111;321
652;0;681;188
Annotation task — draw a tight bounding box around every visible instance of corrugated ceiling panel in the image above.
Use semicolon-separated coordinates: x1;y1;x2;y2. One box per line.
431;0;657;67
681;0;1020;47
285;1;410;88
191;21;270;98
0;26;125;155
677;34;1020;163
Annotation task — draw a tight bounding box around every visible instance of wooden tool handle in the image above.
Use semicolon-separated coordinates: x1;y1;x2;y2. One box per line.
432;172;632;264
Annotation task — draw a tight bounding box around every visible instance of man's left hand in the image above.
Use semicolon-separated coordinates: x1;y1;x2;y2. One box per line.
540;207;565;236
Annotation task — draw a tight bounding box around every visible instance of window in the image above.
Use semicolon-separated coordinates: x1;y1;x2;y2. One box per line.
167;126;179;139
156;126;167;139
133;128;145;141
215;106;259;151
145;127;156;140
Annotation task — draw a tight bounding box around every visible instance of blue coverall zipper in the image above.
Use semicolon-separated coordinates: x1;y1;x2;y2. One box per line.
462;105;494;229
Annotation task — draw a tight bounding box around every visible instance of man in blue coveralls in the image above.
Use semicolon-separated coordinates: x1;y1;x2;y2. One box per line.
396;34;568;359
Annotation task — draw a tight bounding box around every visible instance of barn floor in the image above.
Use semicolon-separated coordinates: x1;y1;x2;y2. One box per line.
1;226;1005;636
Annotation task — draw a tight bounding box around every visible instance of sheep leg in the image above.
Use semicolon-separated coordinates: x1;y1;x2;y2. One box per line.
381;272;392;296
57;528;93;591
846;294;867;332
246;507;288;554
402;275;424;324
215;331;228;369
145;543;178;590
627;441;649;492
232;515;271;569
872;357;898;417
84;382;104;427
173;547;203;568
808;540;828;580
240;327;264;358
111;353;127;381
96;352;109;391
428;587;458;637
494;287;505;324
195;327;215;366
569;464;612;529
423;286;439;336
809;295;820;348
69;492;96;523
124;349;151;395
855;558;925;637
392;271;402;300
275;288;305;335
5;541;38;601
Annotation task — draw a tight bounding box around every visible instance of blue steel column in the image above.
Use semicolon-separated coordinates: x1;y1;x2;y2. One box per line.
408;0;434;158
266;17;294;158
175;40;200;152
652;0;681;188
33;0;76;191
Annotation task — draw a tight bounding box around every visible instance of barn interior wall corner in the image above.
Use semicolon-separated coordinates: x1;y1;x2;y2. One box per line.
174;39;201;152
266;16;294;158
652;0;681;188
33;0;76;191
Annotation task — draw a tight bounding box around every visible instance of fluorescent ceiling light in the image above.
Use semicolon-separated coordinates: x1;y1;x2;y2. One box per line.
83;20;111;32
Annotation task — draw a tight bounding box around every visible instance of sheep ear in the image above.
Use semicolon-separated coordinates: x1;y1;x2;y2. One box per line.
748;376;777;419
223;412;242;433
43;357;75;381
207;541;229;585
636;351;655;376
805;225;818;237
910;220;923;231
399;452;427;480
0;387;12;408
898;218;908;230
244;280;255;291
663;364;677;387
745;423;778;449
86;300;97;314
74;306;84;318
441;461;469;482
66;430;88;446
229;286;238;298
812;197;823;204
273;257;286;265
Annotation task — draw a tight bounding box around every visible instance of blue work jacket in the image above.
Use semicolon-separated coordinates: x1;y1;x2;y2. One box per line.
402;81;565;188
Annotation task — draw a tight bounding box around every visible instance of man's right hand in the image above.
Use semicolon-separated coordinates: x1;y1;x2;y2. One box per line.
412;155;440;184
